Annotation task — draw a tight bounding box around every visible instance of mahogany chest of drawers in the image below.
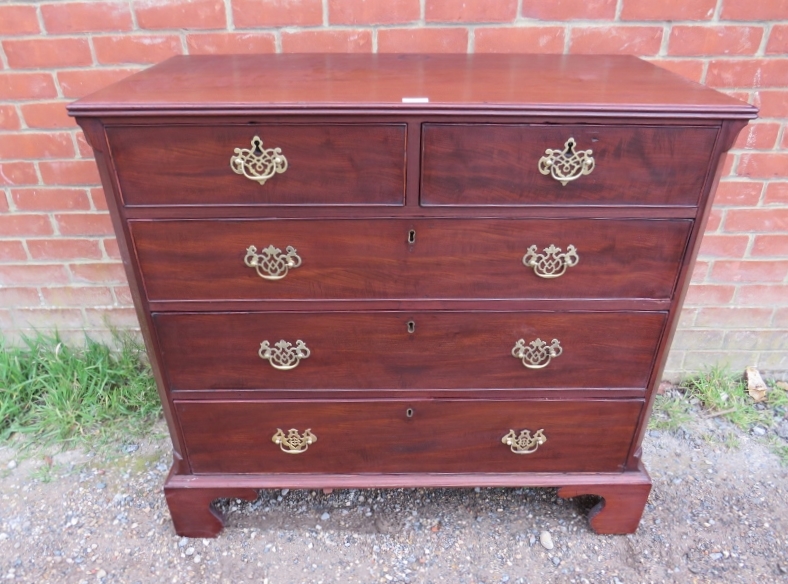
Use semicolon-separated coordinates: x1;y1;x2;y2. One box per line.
69;54;756;537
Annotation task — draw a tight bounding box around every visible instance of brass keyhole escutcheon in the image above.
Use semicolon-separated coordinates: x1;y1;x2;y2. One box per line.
406;408;414;418
407;229;416;244
407;320;416;334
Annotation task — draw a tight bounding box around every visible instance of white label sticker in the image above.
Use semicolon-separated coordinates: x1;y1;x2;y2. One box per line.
401;97;429;103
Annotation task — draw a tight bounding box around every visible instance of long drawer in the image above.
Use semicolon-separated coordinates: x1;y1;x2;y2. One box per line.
106;124;407;206
131;218;691;302
422;124;717;206
154;311;666;391
176;398;643;474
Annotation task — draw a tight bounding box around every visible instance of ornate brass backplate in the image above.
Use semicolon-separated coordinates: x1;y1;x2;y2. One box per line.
272;428;317;454
511;338;562;369
259;339;310;370
501;428;547;454
230;135;288;185
244;244;302;280
523;244;579;278
537;137;595;186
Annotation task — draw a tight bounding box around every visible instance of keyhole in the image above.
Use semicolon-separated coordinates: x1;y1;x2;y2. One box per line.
406;408;414;418
407;320;416;333
408;229;416;244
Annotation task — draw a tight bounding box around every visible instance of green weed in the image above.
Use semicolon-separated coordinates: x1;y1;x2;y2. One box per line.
649;394;693;432
0;331;161;448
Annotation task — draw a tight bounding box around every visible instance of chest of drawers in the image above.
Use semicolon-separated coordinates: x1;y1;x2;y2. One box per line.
70;54;756;538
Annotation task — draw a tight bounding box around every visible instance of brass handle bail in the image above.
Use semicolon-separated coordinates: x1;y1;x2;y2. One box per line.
501;428;547;454
523;244;579;278
538;137;595;185
230;135;288;185
259;339;310;370
272;428;316;454
245;244;302;280
512;338;562;369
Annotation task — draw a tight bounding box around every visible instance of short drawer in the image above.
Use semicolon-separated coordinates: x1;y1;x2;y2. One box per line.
154;311;666;391
176;398;643;474
106;124;406;206
131;218;691;301
421;124;718;207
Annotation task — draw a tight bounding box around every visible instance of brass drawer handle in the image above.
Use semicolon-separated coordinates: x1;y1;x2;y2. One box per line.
538;137;595;186
259;339;310;370
244;245;302;280
230;135;288;185
523;244;579;278
512;338;562;369
502;428;547;454
272;428;316;454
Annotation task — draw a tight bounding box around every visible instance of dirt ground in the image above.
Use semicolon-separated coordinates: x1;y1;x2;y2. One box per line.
1;413;787;584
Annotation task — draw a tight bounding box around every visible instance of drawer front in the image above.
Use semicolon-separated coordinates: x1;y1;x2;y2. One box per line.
421;124;717;207
154;311;666;391
176;398;643;474
132;218;691;301
106;124;406;206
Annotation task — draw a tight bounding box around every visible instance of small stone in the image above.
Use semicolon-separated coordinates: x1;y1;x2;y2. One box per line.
193;554;201;564
776;420;788;440
551;556;561;566
96;483;106;490
710;552;723;560
7;461;16;469
539;531;554;550
752;426;767;436
178;538;188;548
0;533;8;541
185;547;195;556
280;488;289;496
320;512;330;521
474;487;481;493
96;569;107;579
122;444;139;454
528;534;536;546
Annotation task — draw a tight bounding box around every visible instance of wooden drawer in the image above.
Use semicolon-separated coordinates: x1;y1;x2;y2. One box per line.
421;124;718;207
131;218;691;302
176;398;643;474
154;311;666;391
106;124;407;206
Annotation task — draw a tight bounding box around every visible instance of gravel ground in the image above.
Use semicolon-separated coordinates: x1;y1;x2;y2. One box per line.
1;414;787;584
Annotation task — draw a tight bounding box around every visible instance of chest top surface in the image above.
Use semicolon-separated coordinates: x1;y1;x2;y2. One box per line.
68;53;756;119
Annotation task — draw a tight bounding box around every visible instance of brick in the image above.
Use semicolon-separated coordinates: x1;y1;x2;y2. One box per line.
732;122;780;150
186;33;276;54
281;30;372;53
57;68;139;99
330;0;419;24
764;182;788;205
0;264;70;286
706;59;788;89
737;153;788;179
88;188;108;212
705;208;723;232
0;195;7;213
737;285;788;306
767;25;788;55
668;26;763;57
103;238;121;259
0;287;41;308
113;285;134;306
14;308;85;329
39;160;100;186
684;284;736;306
42;286;114;307
520;0;615;19
713;181;763;206
691;260;710;282
569;27;663;56
695;307;773;328
378;28;468;53
94;35;182;65
41;2;133;33
0;241;27;262
0;5;40;36
649;59;705;83
721;152;735;176
0;214;53;236
0;73;57;100
0;105;20;130
725;208;788;232
426;0;516;22
70;262;127;284
773;308;788;327
27;238;103;261
758;351;788;370
671;329;725;350
751;235;788;257
621;0;715;20
11;188;91;211
677;307;698;328
85;307;139;328
475;27;565;54
55;213;114;236
135;0;226;30
721;0;788;20
698;234;749;258
0;132;74;160
3;38;92;69
683;350;754;372
723;330;788;351
710;260;788;283
756;90;788;118
20;102;75;129
232;0;322;27
0;162;38;186
76;132;94;157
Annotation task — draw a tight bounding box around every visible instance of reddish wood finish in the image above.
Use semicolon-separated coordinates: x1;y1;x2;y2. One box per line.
106;123;406;206
422;124;717;207
176;399;643;474
131;218;691;302
154;311;667;391
69;54;756;537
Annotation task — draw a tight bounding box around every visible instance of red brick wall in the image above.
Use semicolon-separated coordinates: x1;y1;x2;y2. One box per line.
1;0;786;378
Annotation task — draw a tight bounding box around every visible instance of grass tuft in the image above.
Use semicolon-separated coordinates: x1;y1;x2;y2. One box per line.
649;394;693;432
0;331;161;448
